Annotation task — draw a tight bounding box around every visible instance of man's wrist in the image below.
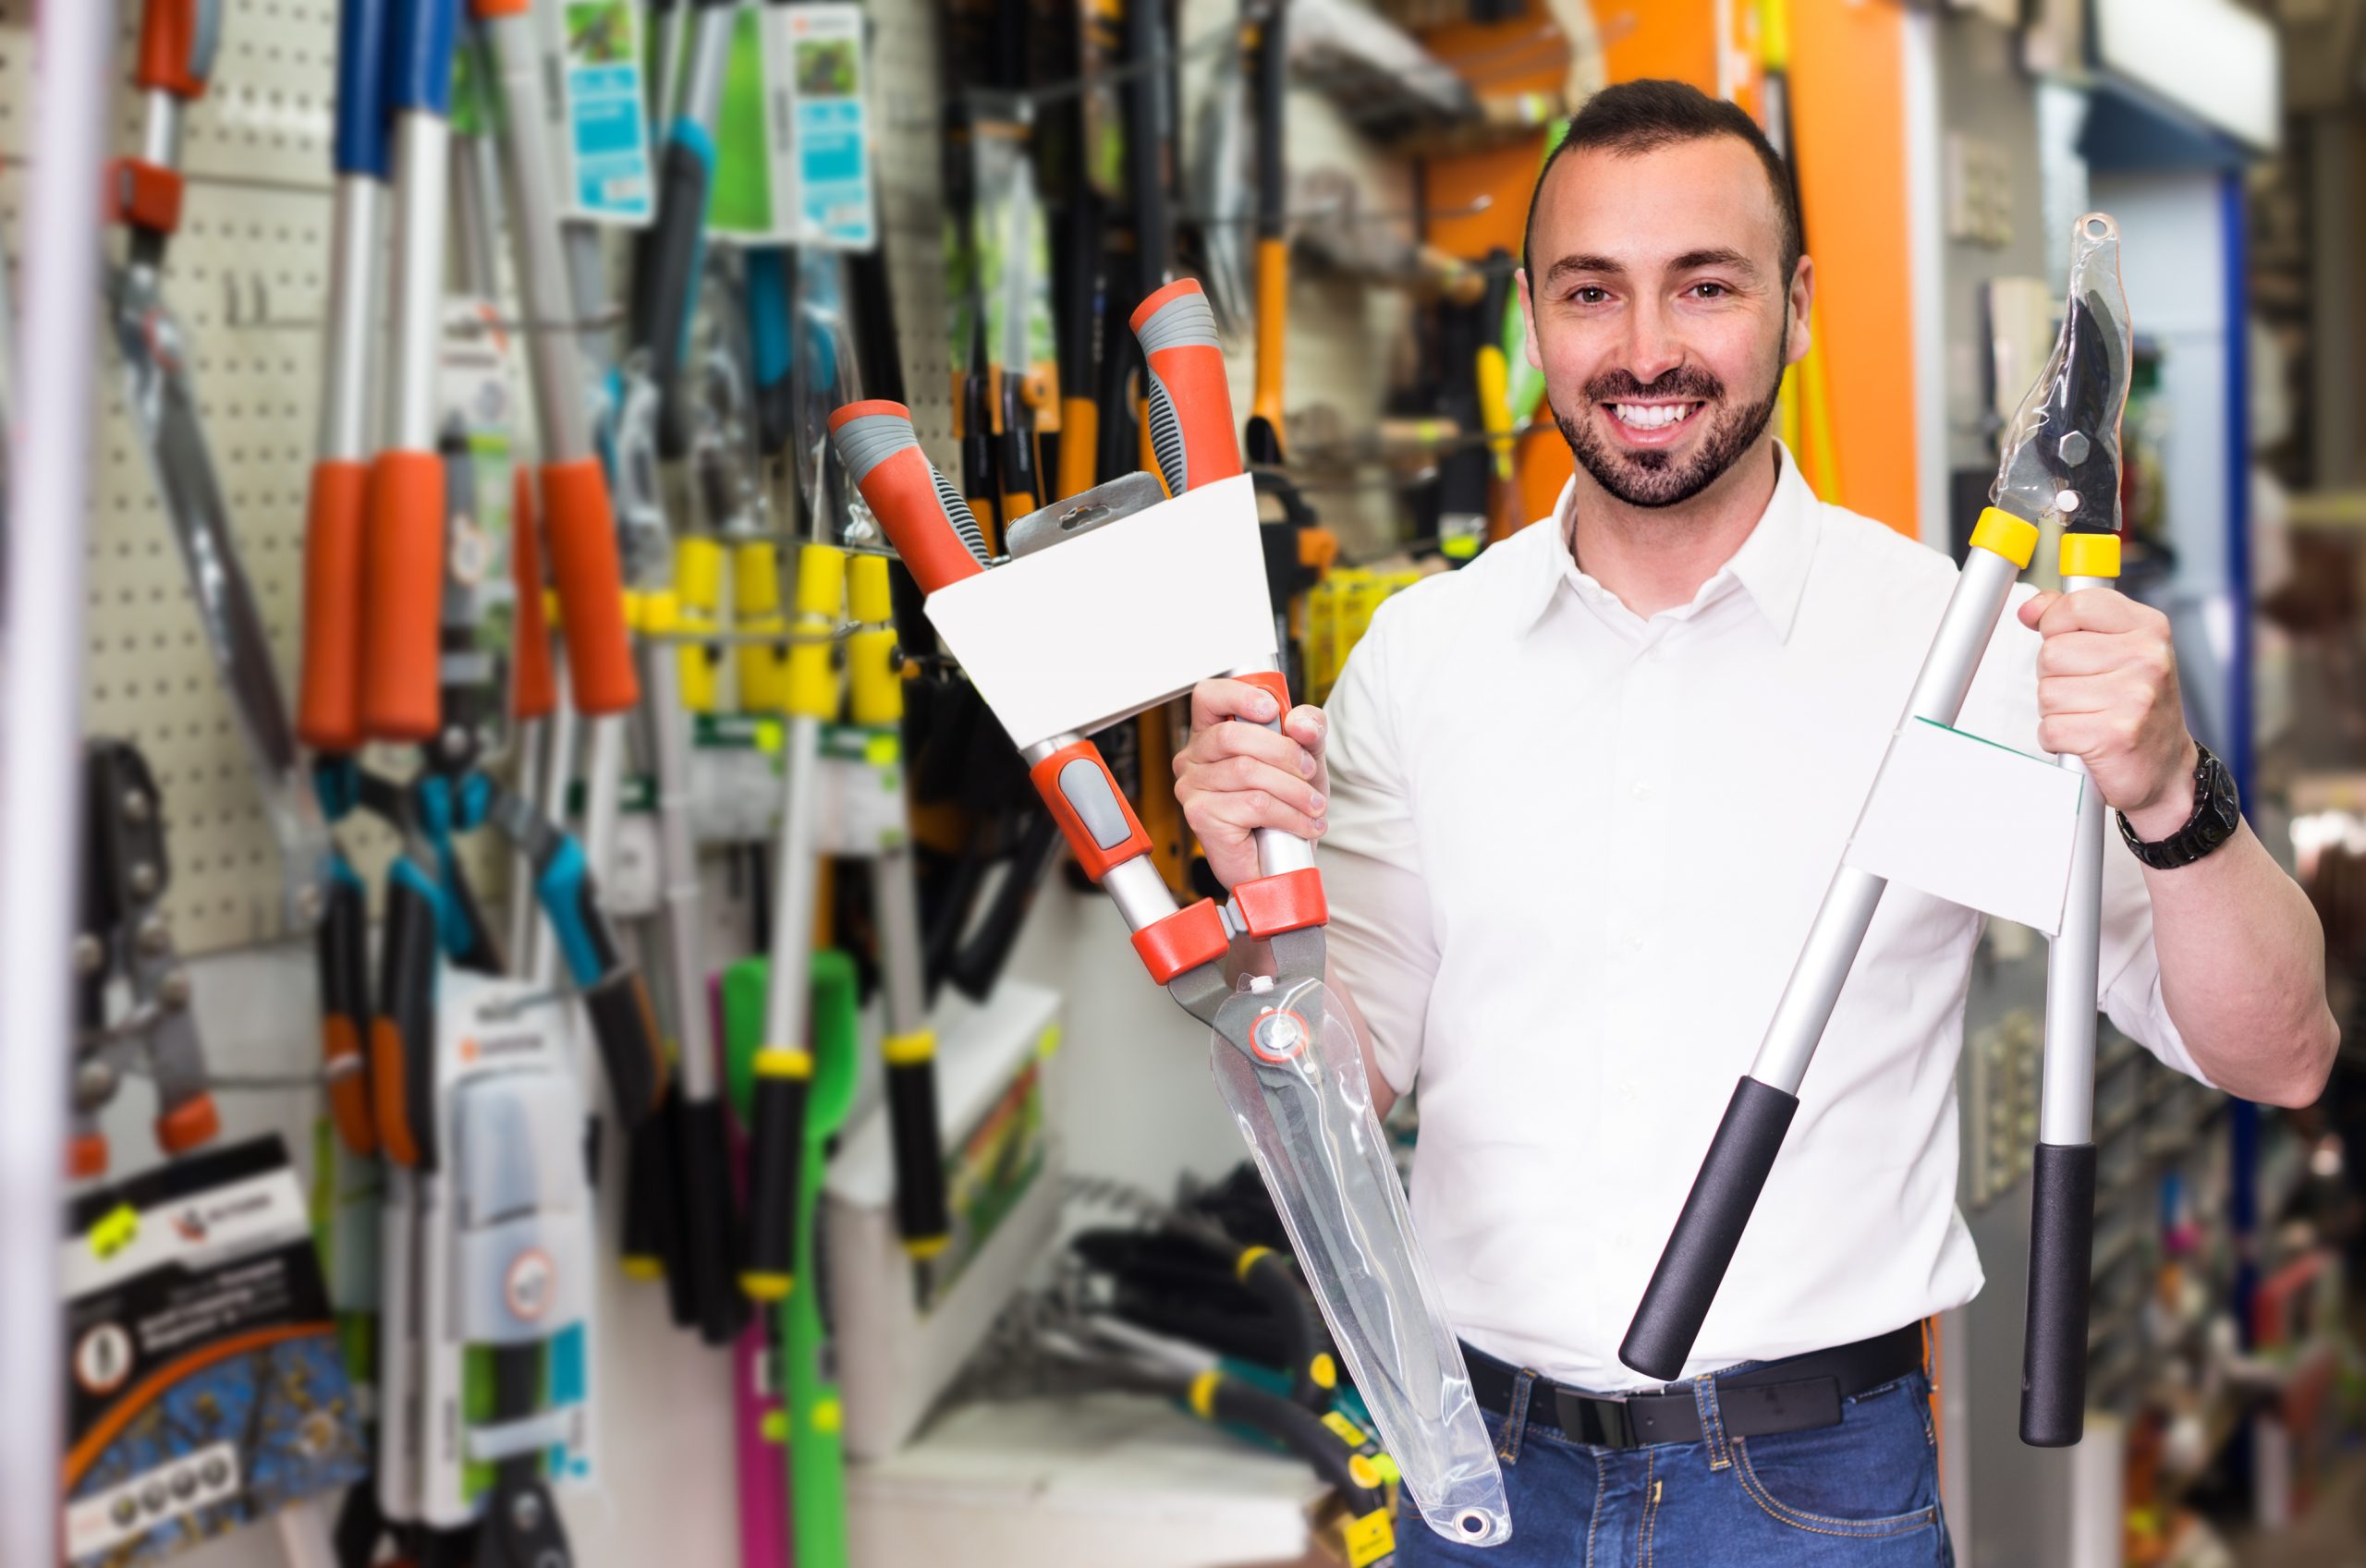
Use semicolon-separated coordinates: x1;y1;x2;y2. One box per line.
2121;736;2201;843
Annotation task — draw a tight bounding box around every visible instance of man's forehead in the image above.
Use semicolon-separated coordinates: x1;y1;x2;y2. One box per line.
1533;137;1783;268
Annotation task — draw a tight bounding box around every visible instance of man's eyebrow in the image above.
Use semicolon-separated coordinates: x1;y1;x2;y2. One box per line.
1543;253;1626;285
1669;247;1760;278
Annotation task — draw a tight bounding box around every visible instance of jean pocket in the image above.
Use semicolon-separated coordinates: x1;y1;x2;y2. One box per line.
1726;1382;1940;1539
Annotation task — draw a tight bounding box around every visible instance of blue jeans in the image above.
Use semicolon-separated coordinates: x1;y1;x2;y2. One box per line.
1400;1353;1953;1567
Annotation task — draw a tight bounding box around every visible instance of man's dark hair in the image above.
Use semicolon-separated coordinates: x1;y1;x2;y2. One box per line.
1522;79;1804;291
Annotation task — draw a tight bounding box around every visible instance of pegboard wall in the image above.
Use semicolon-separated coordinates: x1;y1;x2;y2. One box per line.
16;0;1400;958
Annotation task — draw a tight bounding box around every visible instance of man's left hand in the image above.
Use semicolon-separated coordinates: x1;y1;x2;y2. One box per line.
2018;586;2199;841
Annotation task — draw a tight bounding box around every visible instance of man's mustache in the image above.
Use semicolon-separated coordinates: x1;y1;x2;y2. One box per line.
1582;368;1726;403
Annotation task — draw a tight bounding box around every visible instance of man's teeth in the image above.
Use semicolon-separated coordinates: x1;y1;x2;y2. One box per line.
1611;403;1696;430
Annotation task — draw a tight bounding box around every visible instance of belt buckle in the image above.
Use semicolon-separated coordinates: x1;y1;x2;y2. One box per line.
1555;1388;1634;1448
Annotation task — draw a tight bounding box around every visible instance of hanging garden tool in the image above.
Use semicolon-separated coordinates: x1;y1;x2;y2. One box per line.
298;0;391;760
828;280;1511;1550
1620;216;2135;1403
69;740;221;1181
359;0;461;744
107;0;334;933
2016;213;2133;1449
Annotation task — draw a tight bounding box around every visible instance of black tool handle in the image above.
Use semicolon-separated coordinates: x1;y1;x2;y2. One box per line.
629;137;714;404
947;807;1059;1001
581;967;665;1132
739;1049;813;1300
477;1344;571;1568
885;1050;948;1258
372;867;444;1170
317;872;377;1157
621;1088;677;1286
1236;1246;1334;1412
1620;1075;1799;1380
2019;1140;2097;1447
676;1089;750;1343
1204;1377;1383;1517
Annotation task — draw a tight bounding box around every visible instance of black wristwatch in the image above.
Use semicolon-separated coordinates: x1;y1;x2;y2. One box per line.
2116;743;2241;869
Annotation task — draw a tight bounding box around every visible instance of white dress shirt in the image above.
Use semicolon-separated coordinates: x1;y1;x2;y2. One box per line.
1320;444;2203;1392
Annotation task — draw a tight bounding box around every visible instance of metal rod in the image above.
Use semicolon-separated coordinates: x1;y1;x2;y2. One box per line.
386;112;453;452
316;176;383;458
2038;573;2109;1145
1;6;116;1561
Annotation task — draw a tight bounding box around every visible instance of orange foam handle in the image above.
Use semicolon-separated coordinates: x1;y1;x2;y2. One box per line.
323;1017;378;1157
1252;237;1288;425
1132;900;1229;985
155;1092;221;1155
136;0;208;98
370;1017;421;1169
296;458;370;751
509;467;557;722
1233;867;1327;939
540;458;640;715
67;1134;109;1182
1057;398;1099;500
107;160;184;234
1028;740;1153;883
360;449;446;742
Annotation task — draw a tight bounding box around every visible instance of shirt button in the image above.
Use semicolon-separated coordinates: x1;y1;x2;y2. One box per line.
1630;780;1653;799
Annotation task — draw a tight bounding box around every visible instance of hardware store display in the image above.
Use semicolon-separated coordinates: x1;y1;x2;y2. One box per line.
2;3;2360;1567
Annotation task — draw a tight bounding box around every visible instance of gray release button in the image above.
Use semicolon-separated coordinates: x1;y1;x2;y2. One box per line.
1058;758;1132;849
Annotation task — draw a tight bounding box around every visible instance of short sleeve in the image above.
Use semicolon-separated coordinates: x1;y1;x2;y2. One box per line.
1319;602;1442;1095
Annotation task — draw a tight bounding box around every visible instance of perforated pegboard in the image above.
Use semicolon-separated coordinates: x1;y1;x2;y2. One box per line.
18;0;1401;957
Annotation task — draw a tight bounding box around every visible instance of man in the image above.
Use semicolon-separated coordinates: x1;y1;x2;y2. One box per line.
1175;81;2336;1563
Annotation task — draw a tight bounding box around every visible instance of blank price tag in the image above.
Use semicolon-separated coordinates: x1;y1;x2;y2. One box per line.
1845;718;2086;935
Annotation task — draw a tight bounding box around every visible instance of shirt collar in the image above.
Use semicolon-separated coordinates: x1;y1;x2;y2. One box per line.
1511;442;1820;642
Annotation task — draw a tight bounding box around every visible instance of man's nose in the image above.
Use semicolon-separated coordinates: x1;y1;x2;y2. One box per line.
1620;297;1686;387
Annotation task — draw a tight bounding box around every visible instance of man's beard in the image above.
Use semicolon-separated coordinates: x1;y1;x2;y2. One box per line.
1553;317;1787;510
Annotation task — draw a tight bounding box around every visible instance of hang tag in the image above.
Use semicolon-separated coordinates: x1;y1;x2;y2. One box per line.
1844;718;2086;935
713;4;877;247
539;1;654;225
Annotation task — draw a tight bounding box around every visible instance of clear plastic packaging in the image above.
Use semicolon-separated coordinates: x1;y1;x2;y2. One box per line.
1209;972;1513;1549
1992;213;2131;530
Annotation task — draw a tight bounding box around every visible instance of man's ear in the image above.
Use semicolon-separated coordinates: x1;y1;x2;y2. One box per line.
1517;267;1543;371
1786;255;1814;368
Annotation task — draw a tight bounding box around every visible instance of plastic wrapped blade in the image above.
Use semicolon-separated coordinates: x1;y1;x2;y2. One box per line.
1992;213;2132;531
1208;974;1512;1549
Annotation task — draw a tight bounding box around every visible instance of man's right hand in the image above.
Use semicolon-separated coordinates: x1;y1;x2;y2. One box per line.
1173;678;1331;892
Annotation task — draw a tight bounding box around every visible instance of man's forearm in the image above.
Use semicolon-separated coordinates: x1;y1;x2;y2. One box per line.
2139;816;2338;1106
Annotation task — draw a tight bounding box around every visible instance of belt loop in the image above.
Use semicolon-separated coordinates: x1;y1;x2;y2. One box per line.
1497;1368;1536;1465
1692;1372;1732;1471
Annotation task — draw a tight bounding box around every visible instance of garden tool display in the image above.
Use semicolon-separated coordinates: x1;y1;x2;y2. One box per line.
2017;214;2132;1449
630;0;736;456
298;0;391;758
828;281;1511;1550
69;739;221;1181
107;0;333;932
1620;216;2133;1404
359;0;460;743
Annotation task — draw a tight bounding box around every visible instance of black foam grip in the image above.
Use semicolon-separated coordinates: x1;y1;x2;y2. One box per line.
2019;1140;2097;1448
1238;1251;1332;1412
629;140;713;393
622;1085;679;1302
886;1061;949;1254
583;970;665;1129
1621;1076;1800;1380
741;1068;810;1295
318;876;369;1029
675;1092;750;1344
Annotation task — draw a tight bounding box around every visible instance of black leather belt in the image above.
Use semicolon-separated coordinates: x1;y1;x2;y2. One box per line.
1467;1323;1924;1450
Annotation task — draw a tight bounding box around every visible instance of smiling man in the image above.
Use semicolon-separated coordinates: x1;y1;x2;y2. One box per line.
1173;80;2336;1563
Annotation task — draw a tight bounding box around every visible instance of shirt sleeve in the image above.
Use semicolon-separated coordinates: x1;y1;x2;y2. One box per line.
1318;601;1440;1096
1962;587;2210;1086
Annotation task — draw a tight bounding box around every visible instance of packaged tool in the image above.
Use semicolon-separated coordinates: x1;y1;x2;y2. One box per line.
709;0;878;249
61;1138;368;1567
827;280;1510;1548
533;0;655;225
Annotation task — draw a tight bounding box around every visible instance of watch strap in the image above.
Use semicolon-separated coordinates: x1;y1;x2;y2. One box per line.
2115;744;2238;869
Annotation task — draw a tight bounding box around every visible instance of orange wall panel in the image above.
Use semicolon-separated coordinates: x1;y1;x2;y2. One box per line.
1786;0;1918;536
